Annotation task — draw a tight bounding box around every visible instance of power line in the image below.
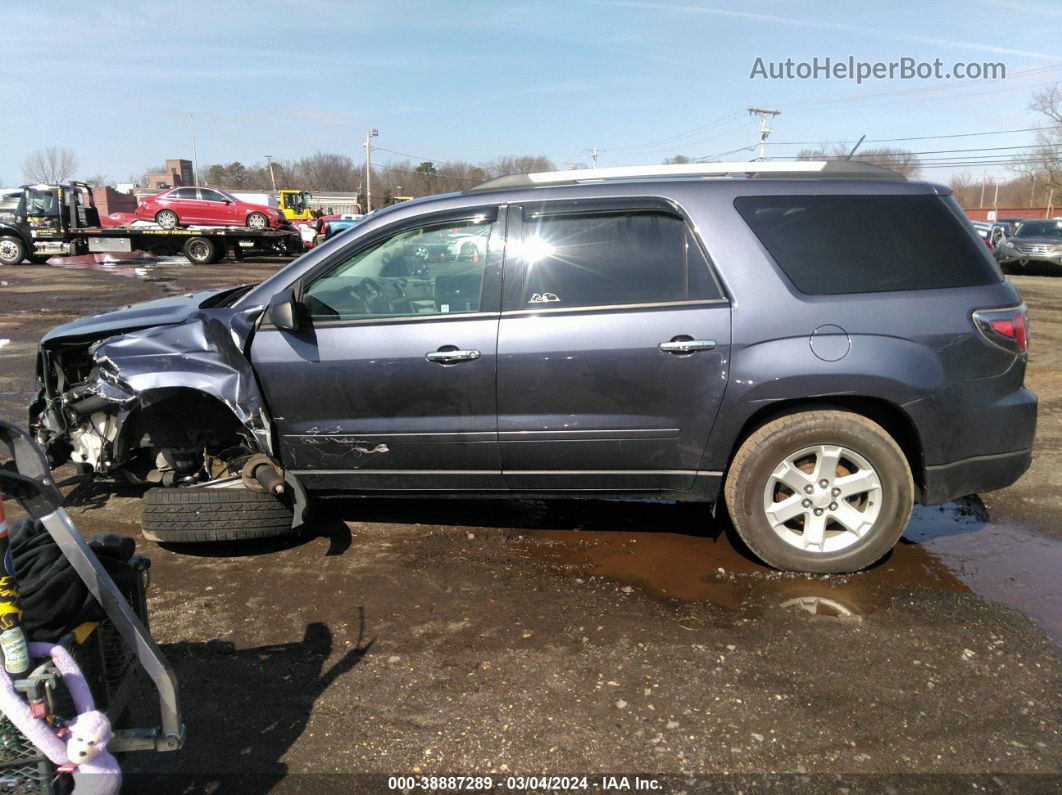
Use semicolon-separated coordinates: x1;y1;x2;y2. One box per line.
602;110;747;153
766;124;1062;147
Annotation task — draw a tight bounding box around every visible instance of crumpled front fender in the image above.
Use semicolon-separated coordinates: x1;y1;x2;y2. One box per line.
90;311;273;453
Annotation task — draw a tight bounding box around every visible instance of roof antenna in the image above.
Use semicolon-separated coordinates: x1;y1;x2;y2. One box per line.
846;135;866;160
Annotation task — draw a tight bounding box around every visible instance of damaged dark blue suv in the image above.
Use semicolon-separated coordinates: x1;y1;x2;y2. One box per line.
30;162;1036;573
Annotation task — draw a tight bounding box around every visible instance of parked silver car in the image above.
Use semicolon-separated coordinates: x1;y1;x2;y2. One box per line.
994;218;1062;270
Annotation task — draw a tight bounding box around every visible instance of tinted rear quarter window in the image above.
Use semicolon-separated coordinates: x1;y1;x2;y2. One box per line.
734;195;1001;295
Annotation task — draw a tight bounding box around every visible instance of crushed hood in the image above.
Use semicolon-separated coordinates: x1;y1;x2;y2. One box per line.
41;287;242;344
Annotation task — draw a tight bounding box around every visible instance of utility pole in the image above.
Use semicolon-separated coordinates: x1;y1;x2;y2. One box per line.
993;178;1000;210
363;128;378;212
264;155;277;191
590;148;600;167
748;107;780;161
979;174;986;208
190;113;200;185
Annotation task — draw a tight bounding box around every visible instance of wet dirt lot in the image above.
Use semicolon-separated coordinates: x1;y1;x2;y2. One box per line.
1;258;1060;791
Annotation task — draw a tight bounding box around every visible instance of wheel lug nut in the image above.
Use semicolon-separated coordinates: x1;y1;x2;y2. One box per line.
829;502;838;511
804;485;814;494
819;479;829;488
813;508;823;516
802;498;812;507
831;487;841;497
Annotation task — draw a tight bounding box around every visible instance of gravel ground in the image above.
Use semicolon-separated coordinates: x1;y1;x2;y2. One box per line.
0;259;1058;793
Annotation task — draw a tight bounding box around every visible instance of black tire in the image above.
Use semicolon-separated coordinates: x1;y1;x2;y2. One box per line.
246;212;268;230
28;255;50;265
155;210;180;229
723;410;913;574
0;235;27;266
182;236;217;265
142;487;295;543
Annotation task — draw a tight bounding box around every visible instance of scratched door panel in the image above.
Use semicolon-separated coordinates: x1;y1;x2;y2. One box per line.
250;316;501;490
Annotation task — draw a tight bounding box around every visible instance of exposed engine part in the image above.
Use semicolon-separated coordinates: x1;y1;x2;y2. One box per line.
68;394;114;418
69;412;117;470
144;448;203;487
241;454;286;495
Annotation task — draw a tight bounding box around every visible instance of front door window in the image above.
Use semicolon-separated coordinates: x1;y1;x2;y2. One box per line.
302;216;495;321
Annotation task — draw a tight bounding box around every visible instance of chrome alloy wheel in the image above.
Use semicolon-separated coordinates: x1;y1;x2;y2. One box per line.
762;444;882;553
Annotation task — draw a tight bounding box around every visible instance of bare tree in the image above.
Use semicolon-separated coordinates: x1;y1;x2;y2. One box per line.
21;147;79;183
1026;82;1061;192
481;155;556;179
796;144;922;177
82;173;112;187
294;151;359;191
663;155;691;164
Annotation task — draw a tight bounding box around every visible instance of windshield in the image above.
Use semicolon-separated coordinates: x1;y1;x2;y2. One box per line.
288;193;308;213
25;188;59;216
1015;220;1062;239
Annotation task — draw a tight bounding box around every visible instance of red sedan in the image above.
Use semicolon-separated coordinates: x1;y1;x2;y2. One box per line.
135;187;287;230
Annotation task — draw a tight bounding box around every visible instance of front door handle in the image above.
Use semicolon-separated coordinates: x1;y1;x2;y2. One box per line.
425;347;481;364
659;338;717;354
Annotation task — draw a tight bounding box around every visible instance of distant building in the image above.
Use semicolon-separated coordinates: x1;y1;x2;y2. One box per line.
144;159;194;189
92;186;138;216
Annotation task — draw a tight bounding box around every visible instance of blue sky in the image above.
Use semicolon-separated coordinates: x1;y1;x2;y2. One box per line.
1;0;1060;185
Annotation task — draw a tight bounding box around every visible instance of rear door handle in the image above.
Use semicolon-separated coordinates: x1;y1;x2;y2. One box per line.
659;339;717;354
425;348;481;364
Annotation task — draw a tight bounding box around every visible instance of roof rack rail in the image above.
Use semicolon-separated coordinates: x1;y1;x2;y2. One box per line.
465;160;904;192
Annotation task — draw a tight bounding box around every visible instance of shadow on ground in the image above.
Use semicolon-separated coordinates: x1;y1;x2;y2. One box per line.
124;617;373;792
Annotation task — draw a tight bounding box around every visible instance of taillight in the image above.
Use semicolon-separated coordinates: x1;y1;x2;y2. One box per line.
973;305;1028;354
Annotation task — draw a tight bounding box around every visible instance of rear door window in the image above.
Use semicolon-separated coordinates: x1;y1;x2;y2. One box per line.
517;210;721;309
734;195;1001;294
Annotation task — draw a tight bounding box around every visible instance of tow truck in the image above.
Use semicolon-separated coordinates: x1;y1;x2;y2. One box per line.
0;183;302;266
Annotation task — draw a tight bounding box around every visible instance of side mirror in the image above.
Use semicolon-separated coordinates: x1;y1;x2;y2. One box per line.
268;288;302;331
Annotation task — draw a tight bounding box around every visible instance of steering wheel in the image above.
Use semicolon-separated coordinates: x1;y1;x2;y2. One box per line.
348;277;391;315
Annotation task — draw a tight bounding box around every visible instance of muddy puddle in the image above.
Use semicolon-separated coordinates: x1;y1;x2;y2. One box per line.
520;498;1062;642
45;252;187;280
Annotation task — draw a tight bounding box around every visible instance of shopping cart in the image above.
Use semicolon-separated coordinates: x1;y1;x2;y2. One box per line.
0;419;182;791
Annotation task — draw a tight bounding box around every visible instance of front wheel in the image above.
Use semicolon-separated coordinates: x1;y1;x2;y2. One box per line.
246;212;268;230
724;410;913;574
142;487;295;543
0;236;27;266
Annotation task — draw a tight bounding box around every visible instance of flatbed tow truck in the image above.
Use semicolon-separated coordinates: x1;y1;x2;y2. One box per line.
0;182;302;266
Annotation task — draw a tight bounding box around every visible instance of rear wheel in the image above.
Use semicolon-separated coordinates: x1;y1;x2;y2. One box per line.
142;487;295;543
724;410;913;574
0;236;27;266
155;210;180;229
182;236;217;265
246;212;268;230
